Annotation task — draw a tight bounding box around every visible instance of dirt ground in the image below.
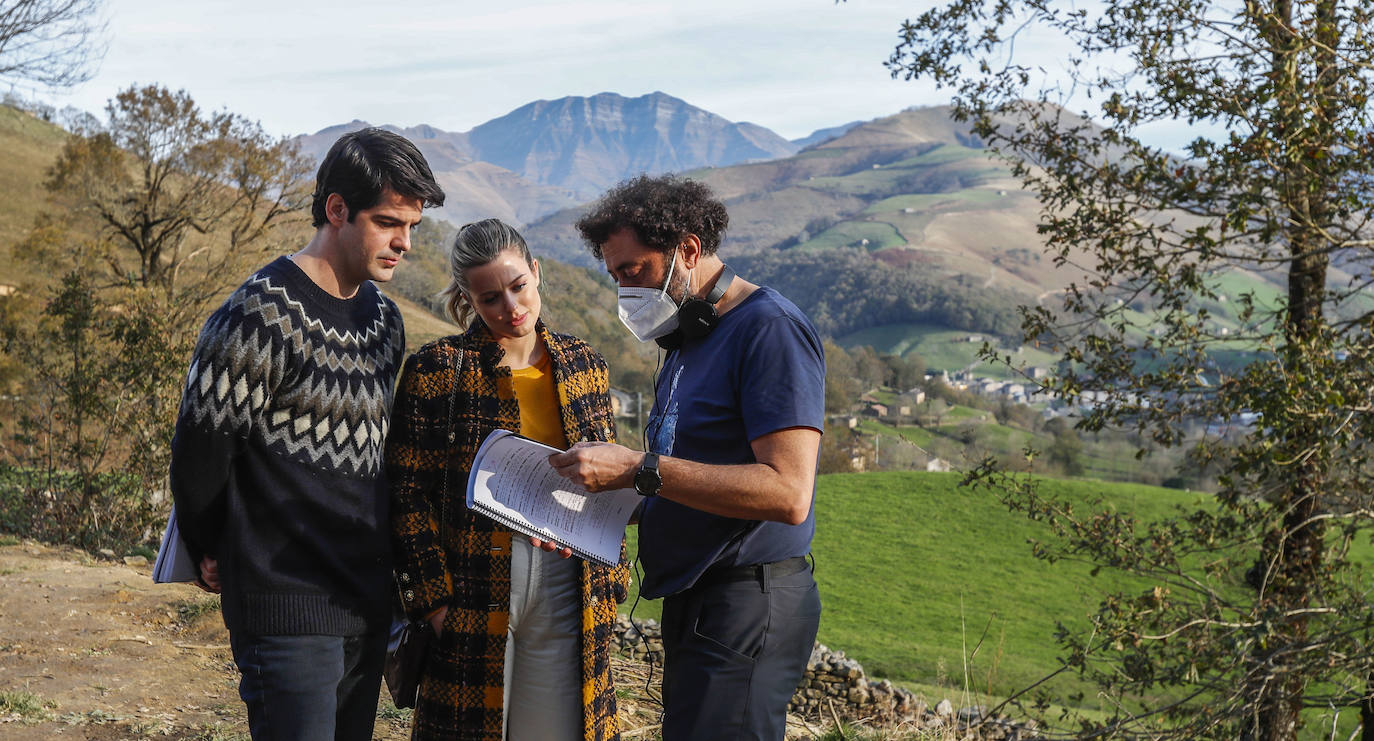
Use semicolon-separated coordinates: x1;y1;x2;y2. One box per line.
0;538;413;739
0;538;742;741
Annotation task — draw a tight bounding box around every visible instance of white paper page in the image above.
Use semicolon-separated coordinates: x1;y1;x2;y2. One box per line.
152;505;199;584
467;430;639;566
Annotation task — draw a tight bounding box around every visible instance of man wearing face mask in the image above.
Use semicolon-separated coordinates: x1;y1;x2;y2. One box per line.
549;174;825;741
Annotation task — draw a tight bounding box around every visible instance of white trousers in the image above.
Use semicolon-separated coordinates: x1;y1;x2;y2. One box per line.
502;536;583;741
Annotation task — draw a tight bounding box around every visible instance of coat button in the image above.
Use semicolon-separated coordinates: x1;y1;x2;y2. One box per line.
403;590;415;601
399;573;410;584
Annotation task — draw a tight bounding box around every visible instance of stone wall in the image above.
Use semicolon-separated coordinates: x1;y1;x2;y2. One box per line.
611;616;1035;739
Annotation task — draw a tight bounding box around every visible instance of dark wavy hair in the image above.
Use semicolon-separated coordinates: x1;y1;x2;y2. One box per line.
310;127;446;227
574;174;729;259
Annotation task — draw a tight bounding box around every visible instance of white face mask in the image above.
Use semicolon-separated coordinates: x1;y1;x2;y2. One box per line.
618;252;685;342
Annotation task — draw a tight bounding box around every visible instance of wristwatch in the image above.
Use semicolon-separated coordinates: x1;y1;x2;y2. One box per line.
633;452;662;497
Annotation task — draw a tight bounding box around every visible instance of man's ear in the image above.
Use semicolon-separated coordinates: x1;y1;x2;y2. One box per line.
325;193;349;226
679;234;704;269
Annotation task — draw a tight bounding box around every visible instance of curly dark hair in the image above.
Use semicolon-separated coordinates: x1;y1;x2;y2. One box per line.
575;174;729;259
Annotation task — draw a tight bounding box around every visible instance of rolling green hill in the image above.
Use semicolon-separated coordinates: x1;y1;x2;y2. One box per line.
670;470;1370;736
622;469;1374;739
838;322;1060;377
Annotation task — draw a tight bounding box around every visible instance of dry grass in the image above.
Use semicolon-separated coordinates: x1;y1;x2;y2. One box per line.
0;105;68;285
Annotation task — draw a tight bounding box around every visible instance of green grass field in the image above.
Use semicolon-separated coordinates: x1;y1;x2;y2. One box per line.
866;390;902;405
622;472;1204;700
843;325;989;371
888;144;991;168
620;471;1369;737
797;220;907;252
800;143;1003;198
942;404;986;421
838;323;1061;379
863;189;1010;216
1208;269;1284;311
965;419;1034;448
856;418;940;451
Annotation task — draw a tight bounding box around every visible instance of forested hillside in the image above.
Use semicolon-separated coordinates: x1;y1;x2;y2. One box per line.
733;248;1022;339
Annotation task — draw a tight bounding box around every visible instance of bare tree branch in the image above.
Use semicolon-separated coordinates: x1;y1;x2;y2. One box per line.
0;0;107;88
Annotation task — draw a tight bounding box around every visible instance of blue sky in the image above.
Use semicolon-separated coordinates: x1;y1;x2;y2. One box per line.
40;0;957;141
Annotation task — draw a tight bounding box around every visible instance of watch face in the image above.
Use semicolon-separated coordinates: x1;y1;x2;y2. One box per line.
634;467;661;496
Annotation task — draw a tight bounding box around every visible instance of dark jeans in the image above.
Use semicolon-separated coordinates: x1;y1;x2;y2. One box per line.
229;629;387;741
659;559;822;741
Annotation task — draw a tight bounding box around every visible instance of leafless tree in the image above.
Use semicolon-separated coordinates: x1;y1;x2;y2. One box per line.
0;0;106;88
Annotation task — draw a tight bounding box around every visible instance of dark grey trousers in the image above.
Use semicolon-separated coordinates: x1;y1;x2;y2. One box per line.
229;629;387;741
659;561;822;741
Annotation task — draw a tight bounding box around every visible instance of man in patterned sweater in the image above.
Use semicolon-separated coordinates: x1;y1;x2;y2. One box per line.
169;128;444;741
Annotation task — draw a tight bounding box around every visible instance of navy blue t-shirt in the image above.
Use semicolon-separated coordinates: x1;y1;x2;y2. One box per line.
639;286;825;599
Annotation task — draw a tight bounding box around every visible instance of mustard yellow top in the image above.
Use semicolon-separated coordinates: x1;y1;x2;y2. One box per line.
511;352;569;450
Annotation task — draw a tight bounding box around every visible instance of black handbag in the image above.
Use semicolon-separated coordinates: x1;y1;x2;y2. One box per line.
384;613;434;708
383;340;464;709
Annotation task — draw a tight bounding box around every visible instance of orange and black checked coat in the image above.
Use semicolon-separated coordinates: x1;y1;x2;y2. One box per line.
387;320;630;741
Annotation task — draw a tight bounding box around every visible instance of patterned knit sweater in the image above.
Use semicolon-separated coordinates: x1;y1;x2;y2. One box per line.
169;256;405;636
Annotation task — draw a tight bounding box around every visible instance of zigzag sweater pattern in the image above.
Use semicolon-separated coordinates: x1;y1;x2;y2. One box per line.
169;256;405;636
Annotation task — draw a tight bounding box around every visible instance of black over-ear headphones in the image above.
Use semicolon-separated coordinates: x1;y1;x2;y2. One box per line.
655;264;736;350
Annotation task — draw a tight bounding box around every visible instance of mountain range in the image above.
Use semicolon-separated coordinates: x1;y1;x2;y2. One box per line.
292;95;1113;348
293;91;852;228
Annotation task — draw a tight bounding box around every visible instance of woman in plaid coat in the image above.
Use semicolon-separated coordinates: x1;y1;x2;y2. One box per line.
386;219;630;740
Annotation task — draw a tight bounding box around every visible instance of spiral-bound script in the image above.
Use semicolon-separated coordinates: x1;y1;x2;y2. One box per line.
466;429;640;567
